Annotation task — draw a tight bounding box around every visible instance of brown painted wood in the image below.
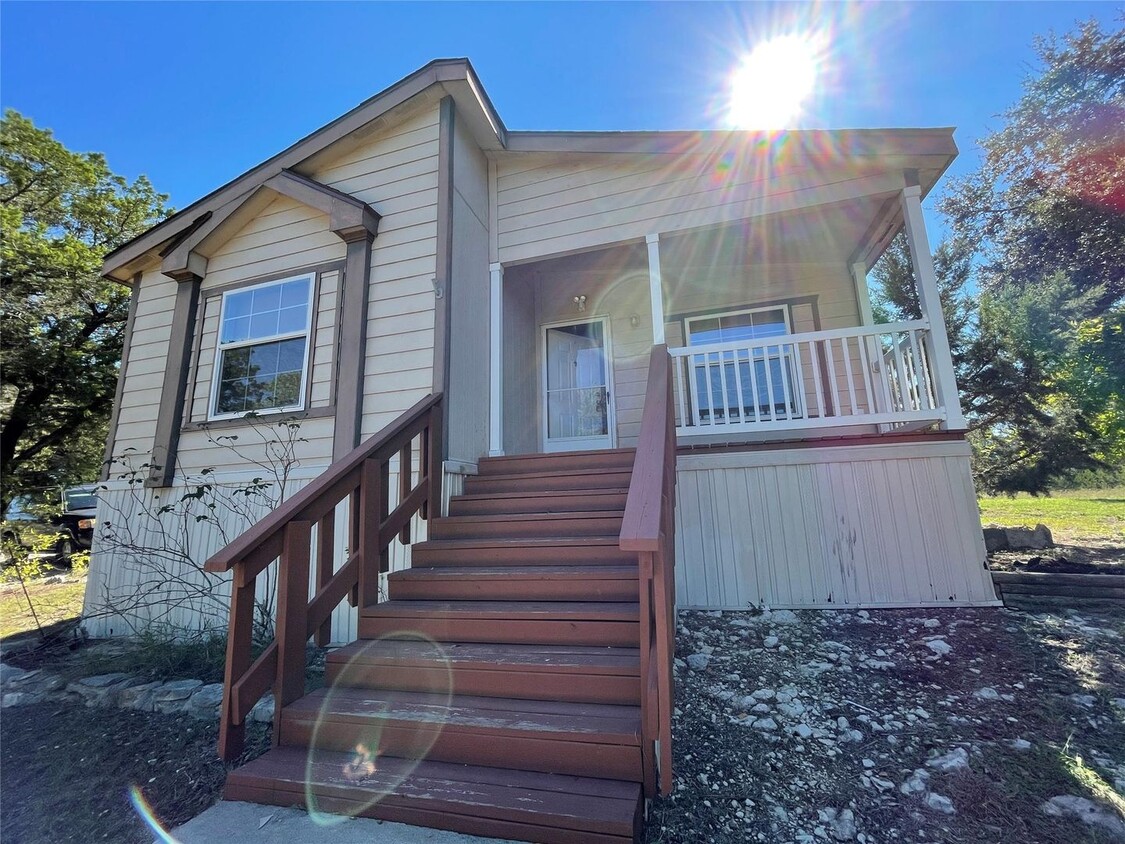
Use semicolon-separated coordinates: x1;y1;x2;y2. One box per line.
465;468;634;495
412;537;636;567
430;511;625;540
314;513;335;647
362;616;639;648
448;488;629;517
225;746;640;843
325;639;641;703
477;448;637;476
388;565;638;602
275;521;312;723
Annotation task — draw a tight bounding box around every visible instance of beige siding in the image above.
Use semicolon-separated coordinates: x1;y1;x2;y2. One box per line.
313;107;441;439
495;152;895;265
673;440;997;609
446;110;491;465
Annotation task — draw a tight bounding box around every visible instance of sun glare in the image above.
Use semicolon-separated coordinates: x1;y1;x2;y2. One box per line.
728;34;821;129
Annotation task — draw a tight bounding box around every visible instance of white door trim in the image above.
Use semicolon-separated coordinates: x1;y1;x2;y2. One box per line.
539;315;617;453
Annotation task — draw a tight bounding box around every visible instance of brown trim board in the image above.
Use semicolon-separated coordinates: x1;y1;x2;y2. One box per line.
676;429;966;457
432;95;455;462
100;275;143;481
146;275;202;488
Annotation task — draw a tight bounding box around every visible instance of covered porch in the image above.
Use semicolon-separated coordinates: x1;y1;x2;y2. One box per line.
487;181;964;455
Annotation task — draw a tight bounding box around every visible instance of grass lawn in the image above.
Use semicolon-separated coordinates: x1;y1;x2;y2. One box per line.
978;487;1125;544
0;573;86;640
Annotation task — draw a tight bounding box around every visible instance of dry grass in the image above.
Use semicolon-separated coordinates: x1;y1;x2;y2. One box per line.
0;574;85;640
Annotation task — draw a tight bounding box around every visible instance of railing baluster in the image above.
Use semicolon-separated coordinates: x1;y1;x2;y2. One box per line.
314;513;335;647
778;343;794;419
398;443;412;544
840;337;858;415
906;328;930;411
674;355;688;429
857;335;877;414
890;331;911;412
359;458;381;608
747;347;761;423
687;353;701;427
761;347;776;422
808;339;824;420
823;336;839;418
716;348;731;425
791;341;807;420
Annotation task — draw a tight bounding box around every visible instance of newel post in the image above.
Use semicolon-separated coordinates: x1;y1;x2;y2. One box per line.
275;520;311;733
900;185;966;429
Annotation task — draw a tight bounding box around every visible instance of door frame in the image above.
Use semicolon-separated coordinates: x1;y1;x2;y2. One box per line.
539;315;617;453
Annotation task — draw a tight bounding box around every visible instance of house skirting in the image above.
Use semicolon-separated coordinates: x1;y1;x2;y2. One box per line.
674;439;999;609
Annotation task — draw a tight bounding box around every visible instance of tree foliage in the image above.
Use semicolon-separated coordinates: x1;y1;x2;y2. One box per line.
871;16;1124;494
0;110;169;509
940;16;1125;312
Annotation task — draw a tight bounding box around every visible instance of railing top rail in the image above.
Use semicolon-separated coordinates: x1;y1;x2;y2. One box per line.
204;392;441;573
620;345;671;553
668;320;930;356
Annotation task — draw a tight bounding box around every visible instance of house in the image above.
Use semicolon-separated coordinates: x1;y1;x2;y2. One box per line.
87;59;997;843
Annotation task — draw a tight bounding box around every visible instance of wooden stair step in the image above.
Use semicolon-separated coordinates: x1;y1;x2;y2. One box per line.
325;638;641;703
448;488;629;517
280;687;642;781
431;511;625;540
477;448;636;476
359;600;639;647
465;467;633;494
389;565;639;602
226;745;641;844
412;537;636;567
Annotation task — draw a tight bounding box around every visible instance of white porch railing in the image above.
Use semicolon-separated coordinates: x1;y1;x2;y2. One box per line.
670;320;946;435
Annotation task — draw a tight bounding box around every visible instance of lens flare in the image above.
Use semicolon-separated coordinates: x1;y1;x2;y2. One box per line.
727;33;823;129
304;632;455;826
129;785;181;844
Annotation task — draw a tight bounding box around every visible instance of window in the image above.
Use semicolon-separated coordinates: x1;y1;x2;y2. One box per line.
210;273;314;419
684;306;802;421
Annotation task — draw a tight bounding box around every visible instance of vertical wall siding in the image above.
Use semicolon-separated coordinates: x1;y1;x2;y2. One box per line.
87;455;428;644
673;441;997;609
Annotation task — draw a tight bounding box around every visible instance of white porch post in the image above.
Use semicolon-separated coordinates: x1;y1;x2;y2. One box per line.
488;262;505;456
850;261;875;326
646;233;666;344
900;186;967;430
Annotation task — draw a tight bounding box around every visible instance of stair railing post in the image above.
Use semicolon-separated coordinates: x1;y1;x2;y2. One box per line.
314;513;335;647
359;458;382;608
426;402;444;520
275;520;312;743
217;573;256;760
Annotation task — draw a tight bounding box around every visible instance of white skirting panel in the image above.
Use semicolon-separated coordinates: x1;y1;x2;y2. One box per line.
84;460;428;645
674;440;998;609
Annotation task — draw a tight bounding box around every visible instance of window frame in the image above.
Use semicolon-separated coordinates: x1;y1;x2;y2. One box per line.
207;272;316;421
682;304;792;347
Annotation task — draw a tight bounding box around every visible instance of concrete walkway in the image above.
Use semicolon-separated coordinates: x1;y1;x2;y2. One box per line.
169;801;523;844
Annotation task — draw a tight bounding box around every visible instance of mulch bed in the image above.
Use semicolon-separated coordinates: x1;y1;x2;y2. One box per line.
0;702;269;844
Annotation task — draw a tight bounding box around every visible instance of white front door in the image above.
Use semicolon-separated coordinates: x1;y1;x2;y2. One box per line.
542;317;615;452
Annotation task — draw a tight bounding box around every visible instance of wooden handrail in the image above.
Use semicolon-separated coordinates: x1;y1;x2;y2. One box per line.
620;345;677;798
211;393;443;760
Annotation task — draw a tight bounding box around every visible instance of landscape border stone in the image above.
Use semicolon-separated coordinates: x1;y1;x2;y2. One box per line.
0;661;266;723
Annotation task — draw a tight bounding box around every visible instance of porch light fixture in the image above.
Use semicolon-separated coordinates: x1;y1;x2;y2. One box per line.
573;295;587;312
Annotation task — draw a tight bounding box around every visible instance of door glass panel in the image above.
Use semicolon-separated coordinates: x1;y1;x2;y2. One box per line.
545;321;609;439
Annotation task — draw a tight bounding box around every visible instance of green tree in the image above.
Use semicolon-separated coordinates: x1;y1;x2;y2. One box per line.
940;16;1125;312
1;110;169;510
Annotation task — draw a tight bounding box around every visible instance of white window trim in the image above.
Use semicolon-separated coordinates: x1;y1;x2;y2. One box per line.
683;304;792;346
208;272;316;422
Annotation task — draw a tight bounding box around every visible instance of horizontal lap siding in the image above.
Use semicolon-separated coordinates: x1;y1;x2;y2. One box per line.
496;153;882;264
673;441;996;609
312;108;441;439
111;271;179;462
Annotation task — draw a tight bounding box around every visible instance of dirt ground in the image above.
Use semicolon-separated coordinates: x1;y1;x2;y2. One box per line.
647;606;1125;843
988;541;1124;575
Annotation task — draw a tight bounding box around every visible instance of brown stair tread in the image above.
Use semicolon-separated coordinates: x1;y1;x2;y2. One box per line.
453;488;630;501
328;639;641;674
285;687;642;742
363;600;639;621
436;510;625;525
417;536;625;549
391;565;638;581
228;745;641;838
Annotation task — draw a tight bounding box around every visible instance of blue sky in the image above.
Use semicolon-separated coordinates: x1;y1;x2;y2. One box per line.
1;1;1118;224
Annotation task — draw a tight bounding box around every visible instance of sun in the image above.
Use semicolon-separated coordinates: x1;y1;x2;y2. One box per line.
727;34;822;129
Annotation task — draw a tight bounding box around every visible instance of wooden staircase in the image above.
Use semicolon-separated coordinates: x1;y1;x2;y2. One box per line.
224;448;647;843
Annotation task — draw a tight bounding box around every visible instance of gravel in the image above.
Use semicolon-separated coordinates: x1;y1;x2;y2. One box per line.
645;606;1125;843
